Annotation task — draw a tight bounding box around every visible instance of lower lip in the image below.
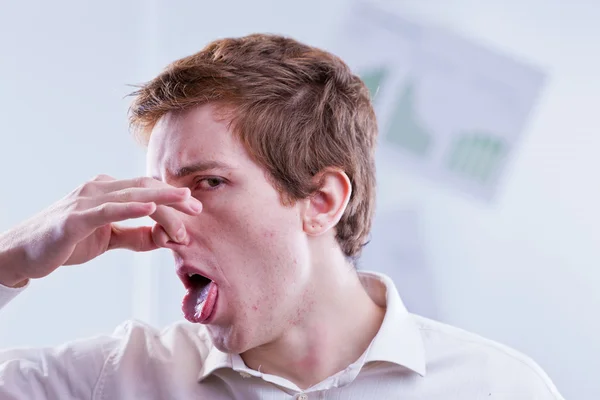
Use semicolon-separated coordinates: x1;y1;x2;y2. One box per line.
199;286;218;324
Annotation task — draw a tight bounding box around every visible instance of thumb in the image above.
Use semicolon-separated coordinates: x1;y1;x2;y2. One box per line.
107;225;159;252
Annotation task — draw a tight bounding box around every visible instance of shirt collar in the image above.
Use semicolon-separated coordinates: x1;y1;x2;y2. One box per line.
359;271;426;376
198;270;426;382
198;345;231;380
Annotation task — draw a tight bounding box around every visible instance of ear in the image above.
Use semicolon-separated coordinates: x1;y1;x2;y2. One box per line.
302;168;352;236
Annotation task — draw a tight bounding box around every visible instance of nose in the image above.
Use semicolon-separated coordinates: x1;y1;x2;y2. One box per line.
151;221;193;251
150;196;202;250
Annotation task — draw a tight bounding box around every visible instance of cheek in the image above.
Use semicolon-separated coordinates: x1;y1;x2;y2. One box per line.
207;194;299;253
198;193;305;297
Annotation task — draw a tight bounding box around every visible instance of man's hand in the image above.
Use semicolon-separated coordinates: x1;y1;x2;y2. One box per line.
0;175;202;287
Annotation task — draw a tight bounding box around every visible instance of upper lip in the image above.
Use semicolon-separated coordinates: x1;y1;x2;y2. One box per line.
175;263;215;289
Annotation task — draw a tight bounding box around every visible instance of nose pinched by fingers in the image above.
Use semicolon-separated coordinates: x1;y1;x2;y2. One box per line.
152;223;176;248
151;219;190;249
149;197;202;245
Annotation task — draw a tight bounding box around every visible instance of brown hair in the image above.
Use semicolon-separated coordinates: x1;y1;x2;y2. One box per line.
129;34;378;260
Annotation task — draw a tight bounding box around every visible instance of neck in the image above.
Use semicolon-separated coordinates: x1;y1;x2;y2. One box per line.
240;250;386;390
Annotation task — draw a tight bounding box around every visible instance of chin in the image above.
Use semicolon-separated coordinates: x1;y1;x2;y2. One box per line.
208;329;253;354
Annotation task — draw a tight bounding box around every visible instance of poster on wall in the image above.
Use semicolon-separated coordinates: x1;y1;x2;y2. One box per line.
332;1;546;201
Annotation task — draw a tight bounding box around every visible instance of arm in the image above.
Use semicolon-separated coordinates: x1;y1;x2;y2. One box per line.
0;282;110;399
0;174;202;288
0;239;28;289
0;278;109;399
0;320;111;400
0;174;203;399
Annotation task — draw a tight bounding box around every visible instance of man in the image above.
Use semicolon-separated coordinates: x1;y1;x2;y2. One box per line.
0;34;563;399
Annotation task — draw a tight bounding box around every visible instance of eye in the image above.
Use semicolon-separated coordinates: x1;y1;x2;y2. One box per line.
195;177;225;191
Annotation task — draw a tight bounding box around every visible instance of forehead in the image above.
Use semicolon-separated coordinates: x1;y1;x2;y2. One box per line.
146;104;244;179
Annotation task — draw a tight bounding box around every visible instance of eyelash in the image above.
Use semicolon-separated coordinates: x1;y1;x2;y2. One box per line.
194;177;226;191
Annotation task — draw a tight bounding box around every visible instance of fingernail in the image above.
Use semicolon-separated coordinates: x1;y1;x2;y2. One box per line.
175;227;187;243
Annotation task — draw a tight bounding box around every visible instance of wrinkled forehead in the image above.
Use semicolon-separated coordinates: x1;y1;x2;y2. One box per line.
145;105;240;180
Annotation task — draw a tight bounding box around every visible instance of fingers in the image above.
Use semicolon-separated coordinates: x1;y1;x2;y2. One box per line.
151;224;173;248
93;187;202;215
108;225;159;252
90;176;169;193
69;176;200;247
105;187;190;204
77;176;203;216
149;204;189;244
108;223;176;253
82;198;194;245
77;202;158;233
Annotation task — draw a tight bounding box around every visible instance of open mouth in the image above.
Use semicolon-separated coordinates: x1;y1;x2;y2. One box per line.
188;273;211;291
180;271;219;324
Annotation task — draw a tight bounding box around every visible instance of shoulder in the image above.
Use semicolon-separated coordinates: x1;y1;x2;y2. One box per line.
107;319;212;361
92;319;213;397
410;315;563;399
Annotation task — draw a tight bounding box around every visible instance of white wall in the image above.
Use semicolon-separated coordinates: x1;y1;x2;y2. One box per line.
1;0;597;399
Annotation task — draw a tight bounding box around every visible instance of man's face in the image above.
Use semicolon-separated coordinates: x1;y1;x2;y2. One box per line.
147;104;314;353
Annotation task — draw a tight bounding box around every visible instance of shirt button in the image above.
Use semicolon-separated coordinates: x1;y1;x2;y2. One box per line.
297;394;308;400
239;371;252;378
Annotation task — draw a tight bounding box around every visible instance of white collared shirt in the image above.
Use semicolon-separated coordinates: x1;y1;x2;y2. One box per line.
0;272;564;399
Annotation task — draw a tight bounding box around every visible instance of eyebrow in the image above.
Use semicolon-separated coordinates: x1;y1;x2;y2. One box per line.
159;161;233;180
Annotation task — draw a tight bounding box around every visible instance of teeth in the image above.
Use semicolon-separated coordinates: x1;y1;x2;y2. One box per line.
188;273;194;278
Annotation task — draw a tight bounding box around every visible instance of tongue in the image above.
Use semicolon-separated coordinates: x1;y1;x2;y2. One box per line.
182;281;218;324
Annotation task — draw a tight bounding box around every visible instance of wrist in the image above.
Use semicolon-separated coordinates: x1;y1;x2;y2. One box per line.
1;277;28;288
0;233;29;288
0;267;28;289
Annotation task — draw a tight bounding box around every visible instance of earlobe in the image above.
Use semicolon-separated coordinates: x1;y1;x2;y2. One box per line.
304;221;323;235
302;169;352;236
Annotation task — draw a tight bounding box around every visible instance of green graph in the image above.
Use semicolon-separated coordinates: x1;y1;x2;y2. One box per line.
386;79;432;157
446;132;507;184
360;67;388;101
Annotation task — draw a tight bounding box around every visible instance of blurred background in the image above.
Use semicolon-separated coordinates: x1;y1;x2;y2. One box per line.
1;0;598;398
